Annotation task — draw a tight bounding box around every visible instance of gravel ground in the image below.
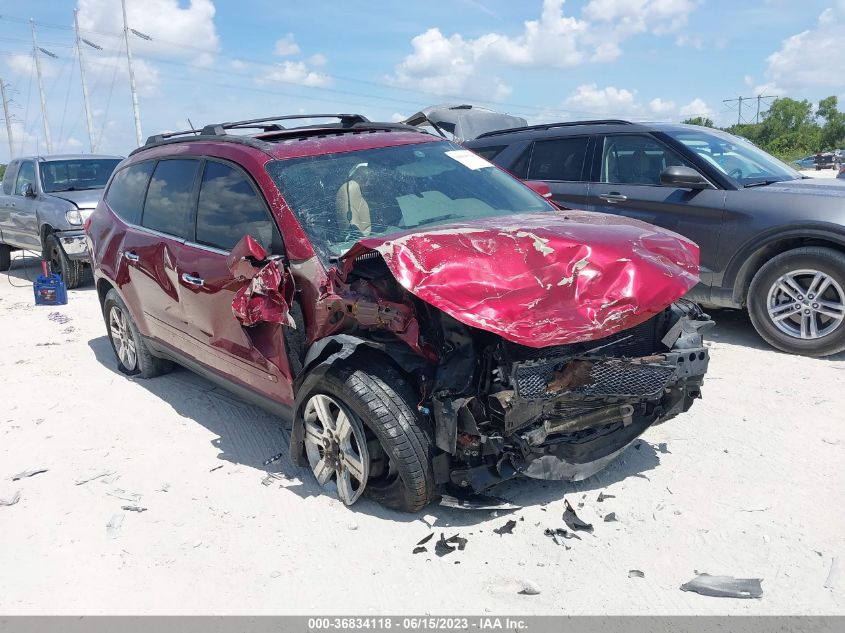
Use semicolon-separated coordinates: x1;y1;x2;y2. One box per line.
0;254;843;615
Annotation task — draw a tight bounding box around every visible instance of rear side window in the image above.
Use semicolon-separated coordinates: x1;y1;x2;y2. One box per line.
527;137;589;181
105;162;155;225
15;161;35;195
2;161;18;195
471;145;507;160
142;159;200;239
195;161;281;252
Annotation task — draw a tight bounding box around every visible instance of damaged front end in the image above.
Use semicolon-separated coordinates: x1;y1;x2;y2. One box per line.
428;301;711;492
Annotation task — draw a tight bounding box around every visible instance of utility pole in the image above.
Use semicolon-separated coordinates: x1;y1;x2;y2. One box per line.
1;78;14;159
121;0;143;147
755;94;777;124
74;9;96;153
30;18;53;154
722;96;745;126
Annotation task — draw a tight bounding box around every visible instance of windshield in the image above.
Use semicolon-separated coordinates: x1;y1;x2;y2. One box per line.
665;128;802;186
266;141;551;258
39;159;121;193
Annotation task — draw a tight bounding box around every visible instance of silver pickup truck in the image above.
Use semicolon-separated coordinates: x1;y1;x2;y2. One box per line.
0;154;121;287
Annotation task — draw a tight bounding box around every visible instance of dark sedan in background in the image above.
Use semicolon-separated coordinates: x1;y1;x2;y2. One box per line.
464;121;845;357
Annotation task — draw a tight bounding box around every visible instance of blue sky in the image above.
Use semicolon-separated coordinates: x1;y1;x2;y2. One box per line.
1;0;843;161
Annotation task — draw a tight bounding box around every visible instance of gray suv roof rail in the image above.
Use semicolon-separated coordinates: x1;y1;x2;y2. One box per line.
474;119;634;139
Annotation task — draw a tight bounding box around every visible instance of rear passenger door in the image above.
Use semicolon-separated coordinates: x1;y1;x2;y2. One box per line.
522;136;593;209
7;160;41;250
585;133;725;288
177;159;295;404
0;161;19;244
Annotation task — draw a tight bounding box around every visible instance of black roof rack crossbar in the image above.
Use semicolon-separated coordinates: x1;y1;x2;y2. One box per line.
144;113;369;146
475;119;633;139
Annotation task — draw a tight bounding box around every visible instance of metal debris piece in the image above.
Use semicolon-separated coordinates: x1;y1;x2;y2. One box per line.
597;491;615;502
107;489;142;503
657;442;670;454
824;557;841;591
11;468;48;481
417;533;434;546
159;483;170;493
412;546;427;555
604;512;618;522
680;573;763;599
494;519;517;536
518;580;541;595
209;465;224;472
562;499;594;533
0;491;21;507
261;473;285;486
75;471;114;486
629;569;645;579
121;505;147;513
543;527;581;546
440;493;521;511
106;513;125;538
435;533;467;557
263;452;285;466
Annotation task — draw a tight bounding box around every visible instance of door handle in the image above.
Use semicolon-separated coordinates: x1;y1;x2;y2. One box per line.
124;251;140;262
599;193;628;203
181;272;204;287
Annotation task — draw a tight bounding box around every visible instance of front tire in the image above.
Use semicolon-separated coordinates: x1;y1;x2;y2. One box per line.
43;233;84;289
299;359;435;512
748;247;845;357
103;289;172;378
0;244;10;272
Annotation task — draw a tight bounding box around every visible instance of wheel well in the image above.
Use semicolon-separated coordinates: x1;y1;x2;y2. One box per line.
96;278;115;309
39;224;54;247
733;237;845;306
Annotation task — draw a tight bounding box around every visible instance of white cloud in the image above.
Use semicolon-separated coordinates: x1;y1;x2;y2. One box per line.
649;97;677;115
678;98;712;119
257;61;331;88
762;3;845;93
273;33;301;57
388;0;701;100
558;84;711;121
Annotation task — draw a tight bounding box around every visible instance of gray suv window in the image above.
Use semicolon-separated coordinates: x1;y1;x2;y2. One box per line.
15;161;35;195
105;162;155;225
600;134;692;186
2;161;18;195
527;137;589;181
142;159;200;239
195;161;280;252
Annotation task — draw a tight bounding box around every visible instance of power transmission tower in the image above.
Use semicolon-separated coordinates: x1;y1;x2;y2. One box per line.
121;0;143;147
74;8;96;153
723;96;745;126
29;18;53;154
754;94;777;123
1;78;14;159
723;94;778;126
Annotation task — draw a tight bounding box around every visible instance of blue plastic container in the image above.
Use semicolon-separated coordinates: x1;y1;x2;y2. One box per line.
33;273;68;306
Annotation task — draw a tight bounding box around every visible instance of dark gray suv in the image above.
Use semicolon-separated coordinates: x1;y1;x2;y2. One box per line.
465;121;845;357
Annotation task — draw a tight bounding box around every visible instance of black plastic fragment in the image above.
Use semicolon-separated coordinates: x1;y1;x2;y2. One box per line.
597;491;615;502
494;520;517;536
563;499;594;533
412;546;427;555
435;533;467;557
604;512;618;522
417;532;434;546
629;569;645;578
680;573;763;599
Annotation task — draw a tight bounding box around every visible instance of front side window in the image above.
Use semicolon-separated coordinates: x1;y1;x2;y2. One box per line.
195;161;281;253
40;159;121;193
665;128;802;186
105;162;155;225
600;135;693;186
15;161;35;195
527;137;589;181
265;141;551;259
141;159;199;239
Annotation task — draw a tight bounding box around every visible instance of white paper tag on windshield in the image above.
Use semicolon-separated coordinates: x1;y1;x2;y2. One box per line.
445;149;494;170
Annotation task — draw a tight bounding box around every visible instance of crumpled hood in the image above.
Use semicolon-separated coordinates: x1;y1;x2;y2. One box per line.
49;189;104;209
341;212;700;348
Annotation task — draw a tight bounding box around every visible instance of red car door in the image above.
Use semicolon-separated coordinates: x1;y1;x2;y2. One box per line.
175;159;295;406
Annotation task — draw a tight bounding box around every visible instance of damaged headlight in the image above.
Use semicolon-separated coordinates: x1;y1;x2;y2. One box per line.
65;209;93;226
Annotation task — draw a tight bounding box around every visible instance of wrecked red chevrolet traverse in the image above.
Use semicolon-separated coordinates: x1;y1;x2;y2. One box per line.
86;115;711;512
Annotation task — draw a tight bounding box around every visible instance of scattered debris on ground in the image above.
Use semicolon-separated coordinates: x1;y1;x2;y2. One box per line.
261;473;285;486
209;465;224;472
680;573;763;599
439;494;520;511
11;468;47;481
74;471;115;486
107;489;142;503
47;312;71;324
518;580;541;595
562;499;594;533
629;570;645;579
412;533;434;554
597;491;615;502
604;512;618;522
435;533;467;557
121;505;147;513
824;557;841;591
0;490;21;507
494;520;517;536
106;513;125;538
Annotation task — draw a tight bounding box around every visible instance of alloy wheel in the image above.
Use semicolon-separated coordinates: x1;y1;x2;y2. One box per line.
766;268;845;340
109;305;138;371
302;394;369;505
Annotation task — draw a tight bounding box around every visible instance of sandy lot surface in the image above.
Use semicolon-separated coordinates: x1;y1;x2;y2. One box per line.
0;254;843;616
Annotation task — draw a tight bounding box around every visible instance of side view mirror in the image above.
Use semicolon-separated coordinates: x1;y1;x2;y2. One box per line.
226;234;268;280
23;183;36;198
524;180;553;199
660;166;712;190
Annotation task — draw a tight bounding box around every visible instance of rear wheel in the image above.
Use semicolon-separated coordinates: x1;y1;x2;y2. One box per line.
103;289;172;378
43;233;83;289
748;247;845;357
299;360;435;512
0;244;10;271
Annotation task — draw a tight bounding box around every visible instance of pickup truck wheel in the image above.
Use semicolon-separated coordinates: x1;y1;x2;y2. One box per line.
748;247;845;357
103;289;172;378
43;233;83;289
300;360;435;512
0;244;10;272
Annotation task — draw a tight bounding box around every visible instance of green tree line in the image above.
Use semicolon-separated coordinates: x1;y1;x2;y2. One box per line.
683;96;845;163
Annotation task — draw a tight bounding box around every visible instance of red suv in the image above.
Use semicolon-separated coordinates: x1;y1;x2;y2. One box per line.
87;114;712;512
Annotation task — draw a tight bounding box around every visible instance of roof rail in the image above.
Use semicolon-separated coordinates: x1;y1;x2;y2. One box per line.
474;119;633;139
143;113;369;146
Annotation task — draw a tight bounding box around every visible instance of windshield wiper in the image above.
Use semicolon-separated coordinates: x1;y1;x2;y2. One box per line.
414;213;461;227
52;186;102;192
743;179;782;188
